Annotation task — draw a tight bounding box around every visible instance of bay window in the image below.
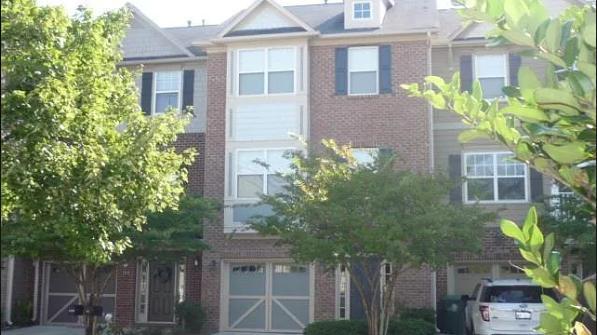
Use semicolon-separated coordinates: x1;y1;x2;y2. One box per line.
236;149;292;199
238;48;295;95
154;71;181;114
348;47;378;95
464;152;528;203
474;54;507;99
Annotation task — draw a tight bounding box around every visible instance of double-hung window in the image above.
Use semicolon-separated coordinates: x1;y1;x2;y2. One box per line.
154;71;181;114
348;47;378;95
236;149;291;199
238;48;295;95
352;148;379;166
464;152;528;203
474;54;507;99
354;1;372;19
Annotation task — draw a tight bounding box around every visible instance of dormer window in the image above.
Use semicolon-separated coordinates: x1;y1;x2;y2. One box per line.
353;1;372;19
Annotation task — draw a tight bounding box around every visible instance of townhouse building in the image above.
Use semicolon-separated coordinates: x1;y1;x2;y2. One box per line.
1;0;587;333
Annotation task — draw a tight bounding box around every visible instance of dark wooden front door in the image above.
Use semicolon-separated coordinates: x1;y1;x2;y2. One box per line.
148;262;175;322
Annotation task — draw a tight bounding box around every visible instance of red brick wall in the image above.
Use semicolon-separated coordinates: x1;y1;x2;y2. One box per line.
310;41;431;172
115;262;137;327
175;132;206;196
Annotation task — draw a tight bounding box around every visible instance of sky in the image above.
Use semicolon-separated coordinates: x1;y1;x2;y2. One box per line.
37;0;453;28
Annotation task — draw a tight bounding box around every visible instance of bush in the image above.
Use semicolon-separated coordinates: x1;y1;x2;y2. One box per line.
303;320;367;335
388;318;436;335
398;308;436;324
174;301;205;333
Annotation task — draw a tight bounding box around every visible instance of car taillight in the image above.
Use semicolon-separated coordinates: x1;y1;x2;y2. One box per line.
479;305;490;322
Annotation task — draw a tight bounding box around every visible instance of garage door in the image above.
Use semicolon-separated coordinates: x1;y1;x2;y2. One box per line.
451;263;529;296
42;263;115;325
225;263;312;333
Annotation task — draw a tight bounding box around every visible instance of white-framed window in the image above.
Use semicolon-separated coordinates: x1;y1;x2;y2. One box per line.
336;265;351;320
474;54;508;99
353;1;372;19
464;152;529;203
238;48;295;96
351;148;379;166
348;47;379;95
154;71;181;114
235;149;292;199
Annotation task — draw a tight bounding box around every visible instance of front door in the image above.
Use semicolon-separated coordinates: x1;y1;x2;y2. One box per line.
225;262;312;333
148;262;176;323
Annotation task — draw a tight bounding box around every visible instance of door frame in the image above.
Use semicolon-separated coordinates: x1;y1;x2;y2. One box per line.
220;259;315;333
135;258;184;324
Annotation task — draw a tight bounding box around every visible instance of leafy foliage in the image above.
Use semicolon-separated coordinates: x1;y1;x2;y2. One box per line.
175;301;206;333
1;1;196;334
250;140;493;335
500;208;596;334
402;0;596;210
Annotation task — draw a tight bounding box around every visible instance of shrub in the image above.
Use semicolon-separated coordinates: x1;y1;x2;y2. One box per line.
388;318;436;335
12;300;33;327
398;308;436;324
303;320;367;335
174;301;205;333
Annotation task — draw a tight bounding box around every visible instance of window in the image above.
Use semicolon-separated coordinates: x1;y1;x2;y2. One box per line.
354;1;372;19
236;149;292;199
154;71;181;114
352;148;379;166
480;286;557;303
474;54;507;99
238;48;295;95
348;47;378;95
464;152;528;203
337;265;350;320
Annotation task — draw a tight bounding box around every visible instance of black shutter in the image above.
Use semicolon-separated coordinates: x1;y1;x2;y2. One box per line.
379;45;392;94
182;70;195;112
460;55;473;93
141;72;153;115
530;168;544;202
335;48;348;95
509;53;522;86
449;154;463;203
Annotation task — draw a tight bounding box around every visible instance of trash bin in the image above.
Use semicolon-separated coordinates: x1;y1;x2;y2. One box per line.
437;295;466;335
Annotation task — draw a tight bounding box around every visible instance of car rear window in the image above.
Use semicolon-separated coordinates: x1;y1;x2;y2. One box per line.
480;285;557;303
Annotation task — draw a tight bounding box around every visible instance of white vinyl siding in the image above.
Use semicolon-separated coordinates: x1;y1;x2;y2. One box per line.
154;71;181;114
348;47;378;95
474;54;508;99
236;149;292;199
238;48;295;96
232;105;299;141
464;152;529;203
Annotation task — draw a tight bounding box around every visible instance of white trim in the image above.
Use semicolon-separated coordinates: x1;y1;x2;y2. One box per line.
32;260;40;321
335;265;351;320
234;147;294;200
216;0;316;39
152;71;182;115
236;47;297;97
463;151;530;204
4;256;15;324
348;46;379;96
353;1;373;20
135;259;179;324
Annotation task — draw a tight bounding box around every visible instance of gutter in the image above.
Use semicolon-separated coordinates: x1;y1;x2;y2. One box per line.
205;31;319;44
318;28;440;39
4;256;15;325
120;56;207;66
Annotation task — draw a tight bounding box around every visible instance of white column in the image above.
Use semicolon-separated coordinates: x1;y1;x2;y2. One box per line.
4;256;15;324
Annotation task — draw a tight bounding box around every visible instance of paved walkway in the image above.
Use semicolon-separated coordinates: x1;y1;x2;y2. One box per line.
2;326;84;335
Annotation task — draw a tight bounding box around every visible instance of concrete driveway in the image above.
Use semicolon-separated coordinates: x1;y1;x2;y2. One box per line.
2;326;84;335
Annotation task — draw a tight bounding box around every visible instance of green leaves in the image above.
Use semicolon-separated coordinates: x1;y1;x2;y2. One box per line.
500;219;525;242
584;281;596;313
544;143;588;164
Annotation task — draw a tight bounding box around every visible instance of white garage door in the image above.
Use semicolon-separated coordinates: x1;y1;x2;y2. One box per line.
224;262;312;333
451;263;528;296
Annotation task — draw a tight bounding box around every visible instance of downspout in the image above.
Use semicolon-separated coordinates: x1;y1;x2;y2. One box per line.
4;256;15;325
32;260;40;322
427;31;438;315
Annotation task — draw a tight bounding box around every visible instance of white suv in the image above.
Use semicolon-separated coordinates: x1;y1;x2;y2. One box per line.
463;279;557;335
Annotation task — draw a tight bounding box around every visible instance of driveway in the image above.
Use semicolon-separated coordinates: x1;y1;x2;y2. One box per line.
2;326;84;335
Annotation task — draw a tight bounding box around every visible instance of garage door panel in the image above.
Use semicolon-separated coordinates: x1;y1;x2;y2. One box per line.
47;295;79;323
230;265;266;296
230;299;266;329
272;265;309;296
272;299;309;330
49;266;78;293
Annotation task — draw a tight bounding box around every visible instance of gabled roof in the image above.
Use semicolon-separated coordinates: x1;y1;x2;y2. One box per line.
123;3;194;58
216;0;316;39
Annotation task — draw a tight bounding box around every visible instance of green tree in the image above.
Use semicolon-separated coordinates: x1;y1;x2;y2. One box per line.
1;1;195;334
250;140;494;335
401;0;596;333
